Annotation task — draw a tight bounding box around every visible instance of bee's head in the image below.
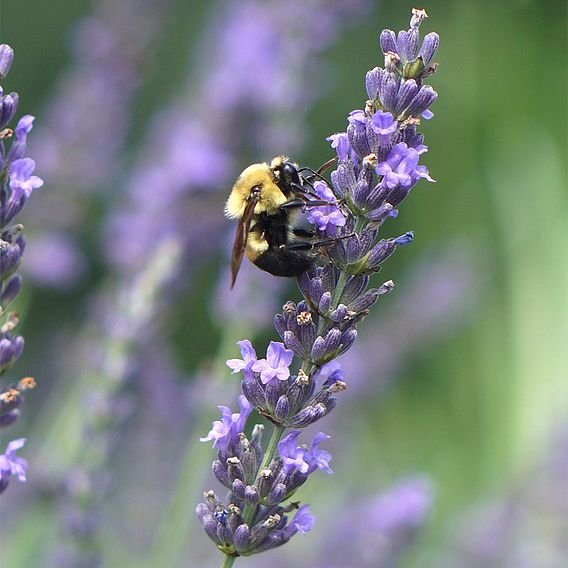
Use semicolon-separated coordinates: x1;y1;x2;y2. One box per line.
225;162;287;219
270;156;301;195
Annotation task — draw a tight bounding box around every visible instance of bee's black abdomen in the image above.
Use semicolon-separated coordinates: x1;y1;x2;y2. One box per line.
254;248;314;277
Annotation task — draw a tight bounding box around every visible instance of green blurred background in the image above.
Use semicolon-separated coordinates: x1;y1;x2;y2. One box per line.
1;0;566;566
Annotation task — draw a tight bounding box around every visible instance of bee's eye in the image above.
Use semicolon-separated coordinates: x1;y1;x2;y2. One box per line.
281;162;301;185
250;185;261;197
281;163;296;177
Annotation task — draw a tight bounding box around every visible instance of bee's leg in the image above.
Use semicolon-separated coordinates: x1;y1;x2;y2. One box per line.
290;180;345;208
289;183;324;201
283;233;355;251
280;241;315;251
292;228;316;239
281;198;334;210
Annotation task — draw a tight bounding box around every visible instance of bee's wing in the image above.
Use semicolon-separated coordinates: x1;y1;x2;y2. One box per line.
230;199;257;289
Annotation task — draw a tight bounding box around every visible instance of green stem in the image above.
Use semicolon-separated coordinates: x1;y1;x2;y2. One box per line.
330;270;349;311
329;215;367;311
221;555;237;568
242;424;286;526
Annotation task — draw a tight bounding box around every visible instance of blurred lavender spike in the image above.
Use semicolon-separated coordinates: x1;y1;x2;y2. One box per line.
0;43;41;494
56;238;182;567
24;0;174;287
318;476;434;568
433;426;568;568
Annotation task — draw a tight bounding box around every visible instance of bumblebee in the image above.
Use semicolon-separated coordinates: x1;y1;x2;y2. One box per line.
225;156;335;288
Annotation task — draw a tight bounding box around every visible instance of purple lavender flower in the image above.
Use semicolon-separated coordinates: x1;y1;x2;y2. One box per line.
326;132;350;161
306;181;346;232
283;504;316;537
279;431;333;475
251;342;294;384
196;490;317;557
304;432;333;474
0;89;18;130
200;395;253;453
1;117;43;226
279;431;310;473
376;142;434;189
0;438;27;493
380;8;438;67
0;45;14;80
227;340;259;377
0;327;25;374
8;158;43;198
371;110;398;145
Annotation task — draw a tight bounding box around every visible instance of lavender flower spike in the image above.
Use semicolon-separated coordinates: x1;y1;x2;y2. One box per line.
0;44;40;494
199;10;440;565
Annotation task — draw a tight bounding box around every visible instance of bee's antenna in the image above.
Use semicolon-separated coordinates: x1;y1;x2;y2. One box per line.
298;157;337;182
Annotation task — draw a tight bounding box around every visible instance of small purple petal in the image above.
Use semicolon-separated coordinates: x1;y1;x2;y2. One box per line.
306;181;345;232
326;132;350;161
286;504;316;536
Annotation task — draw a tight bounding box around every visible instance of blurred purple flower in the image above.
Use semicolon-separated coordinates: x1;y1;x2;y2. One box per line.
25;0;175;286
340;245;479;395
312;476;433;568
22;233;86;287
435;427;568;568
370;476;433;532
106;0;370;274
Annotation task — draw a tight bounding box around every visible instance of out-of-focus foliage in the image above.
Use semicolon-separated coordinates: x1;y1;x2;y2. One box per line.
0;0;566;567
